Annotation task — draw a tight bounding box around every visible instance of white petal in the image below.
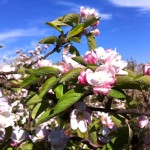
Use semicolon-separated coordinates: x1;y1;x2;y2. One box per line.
78;120;87;133
70;119;78;130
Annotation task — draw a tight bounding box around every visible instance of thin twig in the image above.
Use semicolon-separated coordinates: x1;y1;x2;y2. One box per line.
88;106;150;116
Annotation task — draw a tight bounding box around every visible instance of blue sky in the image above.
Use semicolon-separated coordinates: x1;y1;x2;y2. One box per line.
0;0;150;63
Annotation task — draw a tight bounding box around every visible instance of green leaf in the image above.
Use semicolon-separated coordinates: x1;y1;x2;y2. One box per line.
26;66;59;77
86;33;96;50
111;114;125;126
54;84;64;100
21;142;33;150
62;13;81;26
39;76;59;98
46;22;63;32
68;23;84;38
69;45;80;56
39;36;57;44
68;36;81;43
60;68;82;83
84;15;100;28
0;45;3;48
26;94;42;105
72;56;87;66
108;88;126;99
32;100;50;119
106;126;131;150
116;75;140;89
21;75;40;88
135;75;150;89
36;88;86;126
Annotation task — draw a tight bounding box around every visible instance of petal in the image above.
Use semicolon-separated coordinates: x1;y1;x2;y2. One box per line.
70;119;78;130
78;120;87;133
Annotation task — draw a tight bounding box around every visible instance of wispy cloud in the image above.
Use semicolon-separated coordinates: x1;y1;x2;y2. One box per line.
108;0;150;13
0;28;48;42
55;1;112;20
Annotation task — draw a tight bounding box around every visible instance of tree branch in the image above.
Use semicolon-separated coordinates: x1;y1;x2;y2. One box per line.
88;106;150;116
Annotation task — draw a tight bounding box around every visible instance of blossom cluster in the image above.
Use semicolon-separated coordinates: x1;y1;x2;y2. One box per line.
78;47;128;95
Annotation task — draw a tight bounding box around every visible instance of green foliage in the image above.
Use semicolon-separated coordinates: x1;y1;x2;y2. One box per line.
39;76;59;98
60;68;83;83
68;23;84;38
39;36;57;44
26;94;42;105
21;75;40;88
86;33;96;50
26;66;59;77
36;87;86;126
108;88;126;99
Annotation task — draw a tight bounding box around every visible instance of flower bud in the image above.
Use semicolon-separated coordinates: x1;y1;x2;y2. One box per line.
137;115;148;128
143;64;150;75
90;28;100;36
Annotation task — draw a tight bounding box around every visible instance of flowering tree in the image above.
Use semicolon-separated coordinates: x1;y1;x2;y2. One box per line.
1;6;150;150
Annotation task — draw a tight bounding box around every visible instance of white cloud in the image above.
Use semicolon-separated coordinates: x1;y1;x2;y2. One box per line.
108;0;150;12
100;13;112;20
56;1;112;20
0;28;48;41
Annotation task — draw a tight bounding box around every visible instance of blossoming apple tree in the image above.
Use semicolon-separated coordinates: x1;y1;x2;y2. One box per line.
1;6;150;150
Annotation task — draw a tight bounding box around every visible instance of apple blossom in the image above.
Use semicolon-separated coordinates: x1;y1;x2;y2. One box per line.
0;111;14;128
48;128;68;150
78;70;87;85
38;59;53;67
83;51;97;64
30;127;47;143
70;108;92;133
0;128;5;142
100;112;114;129
85;65;115;95
90;28;100;36
10;126;29;147
143;64;150;75
137;115;149;128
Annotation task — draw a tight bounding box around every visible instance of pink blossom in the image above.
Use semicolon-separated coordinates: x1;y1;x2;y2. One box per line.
38;59;53;67
83;51;97;64
78;70;87;85
93;84;112;95
70;109;92;133
62;55;83;68
57;62;73;74
94;47;128;75
0;111;14;128
80;6;99;19
0;96;11;113
86;66;115;85
10;126;29;147
30;127;47;143
90;28;100;36
100;112;114;129
137;115;149;128
0;128;5;142
143;64;150;75
1;65;15;72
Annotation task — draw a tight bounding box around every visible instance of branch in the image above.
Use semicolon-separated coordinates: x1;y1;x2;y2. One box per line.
88;107;150;116
26;46;58;67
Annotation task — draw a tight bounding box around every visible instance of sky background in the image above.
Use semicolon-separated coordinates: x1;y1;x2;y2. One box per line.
0;0;150;63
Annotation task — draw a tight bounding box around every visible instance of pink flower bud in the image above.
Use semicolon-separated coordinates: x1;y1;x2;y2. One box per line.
90;28;100;36
83;51;97;64
143;64;150;75
137;115;149;128
78;71;87;85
